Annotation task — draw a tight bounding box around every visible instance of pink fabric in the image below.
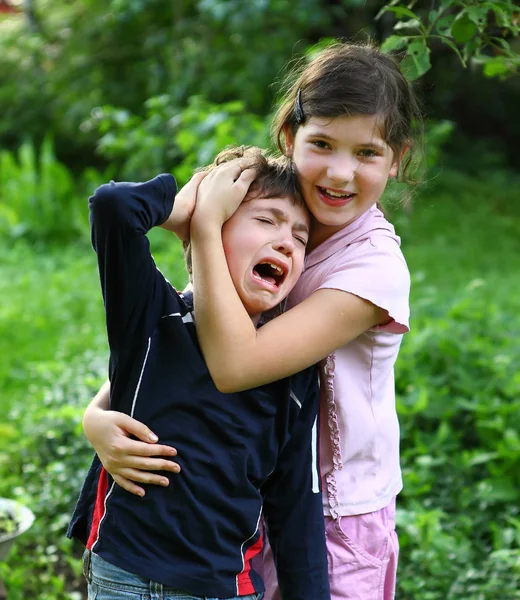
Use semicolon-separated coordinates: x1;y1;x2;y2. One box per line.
287;205;410;517
260;499;398;600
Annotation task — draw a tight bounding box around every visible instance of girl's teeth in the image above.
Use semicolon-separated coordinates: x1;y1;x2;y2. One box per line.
324;188;348;198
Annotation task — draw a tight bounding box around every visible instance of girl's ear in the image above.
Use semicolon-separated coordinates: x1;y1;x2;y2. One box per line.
390;144;410;178
283;125;295;157
389;160;399;178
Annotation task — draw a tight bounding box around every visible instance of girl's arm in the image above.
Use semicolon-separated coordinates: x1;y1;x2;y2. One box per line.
83;381;180;497
190;173;386;393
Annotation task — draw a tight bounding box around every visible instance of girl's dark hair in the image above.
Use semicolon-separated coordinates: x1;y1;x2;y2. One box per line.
272;41;424;184
183;145;305;280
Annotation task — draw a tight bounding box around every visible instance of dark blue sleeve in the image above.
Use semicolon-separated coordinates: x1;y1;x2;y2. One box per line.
89;174;177;363
261;368;330;600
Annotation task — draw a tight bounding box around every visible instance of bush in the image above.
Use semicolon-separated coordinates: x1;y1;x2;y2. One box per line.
396;286;520;599
83;95;269;182
0;138;109;244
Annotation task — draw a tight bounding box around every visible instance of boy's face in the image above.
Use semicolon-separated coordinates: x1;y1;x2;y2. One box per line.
222;194;310;324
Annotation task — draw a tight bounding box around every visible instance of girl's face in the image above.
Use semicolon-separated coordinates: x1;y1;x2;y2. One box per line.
285;114;399;248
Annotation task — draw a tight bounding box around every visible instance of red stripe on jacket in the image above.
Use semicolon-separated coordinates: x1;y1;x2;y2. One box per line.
237;534;263;595
86;467;109;549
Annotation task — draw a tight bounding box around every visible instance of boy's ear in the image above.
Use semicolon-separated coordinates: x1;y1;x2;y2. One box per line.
283;125;295;157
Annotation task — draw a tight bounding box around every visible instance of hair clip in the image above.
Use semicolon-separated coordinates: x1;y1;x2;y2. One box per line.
294;88;305;125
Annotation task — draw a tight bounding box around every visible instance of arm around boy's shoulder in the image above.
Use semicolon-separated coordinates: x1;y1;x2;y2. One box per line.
261;366;330;600
89;174;178;358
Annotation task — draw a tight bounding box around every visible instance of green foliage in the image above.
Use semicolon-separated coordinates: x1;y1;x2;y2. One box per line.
1;164;519;598
390;165;520;599
0;139;109;243
83;95;269;182
1;0;517;174
0;243;106;599
0;0;328;164
379;0;520;80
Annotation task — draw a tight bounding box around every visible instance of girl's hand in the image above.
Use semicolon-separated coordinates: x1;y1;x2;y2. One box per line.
161;171;208;241
85;407;180;497
191;160;256;233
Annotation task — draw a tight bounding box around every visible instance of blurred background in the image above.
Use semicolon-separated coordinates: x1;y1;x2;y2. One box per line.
0;1;519;599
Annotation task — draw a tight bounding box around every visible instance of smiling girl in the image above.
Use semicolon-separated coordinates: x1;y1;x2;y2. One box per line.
188;42;422;600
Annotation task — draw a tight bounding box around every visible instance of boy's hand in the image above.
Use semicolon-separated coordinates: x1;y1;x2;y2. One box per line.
85;408;181;497
161;171;207;241
191;160;256;233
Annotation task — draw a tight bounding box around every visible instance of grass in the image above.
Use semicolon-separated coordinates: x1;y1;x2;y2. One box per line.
398;166;520;305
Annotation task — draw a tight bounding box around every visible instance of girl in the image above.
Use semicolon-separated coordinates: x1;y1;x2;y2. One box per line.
85;41;422;600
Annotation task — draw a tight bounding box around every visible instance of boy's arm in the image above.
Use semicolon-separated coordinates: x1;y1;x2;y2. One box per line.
91;171;208;359
261;373;330;600
89;174;178;358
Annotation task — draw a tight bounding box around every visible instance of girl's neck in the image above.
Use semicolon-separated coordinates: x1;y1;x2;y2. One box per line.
308;218;352;252
308;205;380;252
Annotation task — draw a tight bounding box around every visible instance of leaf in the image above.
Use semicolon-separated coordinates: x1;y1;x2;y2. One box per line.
485;3;510;28
452;13;477;43
438;35;467;67
394;19;421;31
381;35;408;53
402;39;432;80
467;451;499;467
465;5;490;27
435;14;456;35
377;6;419;21
477;478;520;503
482;56;511;77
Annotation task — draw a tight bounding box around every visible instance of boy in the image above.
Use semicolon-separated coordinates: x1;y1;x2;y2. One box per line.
67;147;330;600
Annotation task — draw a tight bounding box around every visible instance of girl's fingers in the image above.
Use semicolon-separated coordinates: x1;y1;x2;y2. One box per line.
234;168;256;188
190;170;209;185
122;439;177;458
178;170;208;199
115;413;162;444
104;447;180;472
124;457;181;473
112;474;146;497
118;467;173;486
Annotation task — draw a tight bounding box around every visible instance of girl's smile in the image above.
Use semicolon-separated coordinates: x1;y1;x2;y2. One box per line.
285;114;399;248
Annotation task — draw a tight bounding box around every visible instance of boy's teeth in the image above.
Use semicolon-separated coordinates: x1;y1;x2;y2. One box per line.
261;262;284;275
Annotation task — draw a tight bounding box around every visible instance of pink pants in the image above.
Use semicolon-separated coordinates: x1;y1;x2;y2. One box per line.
258;498;398;600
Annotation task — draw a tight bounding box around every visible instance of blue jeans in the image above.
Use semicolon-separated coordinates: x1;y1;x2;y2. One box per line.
83;550;263;600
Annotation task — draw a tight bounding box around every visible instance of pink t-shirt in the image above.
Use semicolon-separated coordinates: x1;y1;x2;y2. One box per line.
287;205;410;517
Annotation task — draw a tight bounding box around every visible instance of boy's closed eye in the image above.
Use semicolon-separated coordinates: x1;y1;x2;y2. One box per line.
255;216;307;246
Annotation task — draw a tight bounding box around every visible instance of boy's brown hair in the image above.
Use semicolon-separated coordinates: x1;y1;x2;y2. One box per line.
183;145;305;280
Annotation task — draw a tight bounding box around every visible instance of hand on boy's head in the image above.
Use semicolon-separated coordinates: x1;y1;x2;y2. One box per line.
162;171;208;241
191;159;257;231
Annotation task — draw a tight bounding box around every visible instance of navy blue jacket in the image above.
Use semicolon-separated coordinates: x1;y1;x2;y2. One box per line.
67;174;330;599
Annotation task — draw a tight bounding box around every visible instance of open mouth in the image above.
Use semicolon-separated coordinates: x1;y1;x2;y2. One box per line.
318;186;356;201
252;261;287;288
